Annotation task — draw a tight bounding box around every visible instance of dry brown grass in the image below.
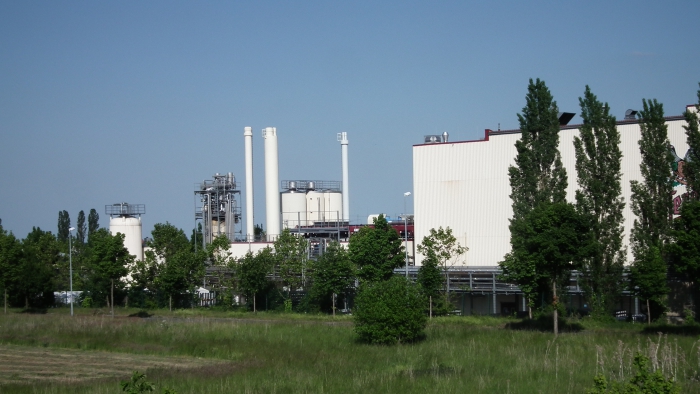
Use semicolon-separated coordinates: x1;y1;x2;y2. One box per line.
0;344;231;385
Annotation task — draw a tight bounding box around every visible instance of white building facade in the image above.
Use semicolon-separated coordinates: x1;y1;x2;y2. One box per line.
413;109;693;268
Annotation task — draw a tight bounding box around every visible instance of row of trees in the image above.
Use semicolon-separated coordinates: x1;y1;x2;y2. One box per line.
500;80;700;332
0;208;135;311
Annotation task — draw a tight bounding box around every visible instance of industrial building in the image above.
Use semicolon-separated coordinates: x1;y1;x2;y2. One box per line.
411;106;694;315
413;107;693;267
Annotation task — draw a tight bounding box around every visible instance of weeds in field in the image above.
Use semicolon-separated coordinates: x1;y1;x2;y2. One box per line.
0;311;700;393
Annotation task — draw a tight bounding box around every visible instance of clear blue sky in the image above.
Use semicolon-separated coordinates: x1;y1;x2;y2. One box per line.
1;1;698;239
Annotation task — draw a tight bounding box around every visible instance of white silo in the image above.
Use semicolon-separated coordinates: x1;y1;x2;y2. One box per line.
281;181;308;229
324;190;343;223
107;203;145;261
263;127;281;240
244;126;254;241
306;181;325;224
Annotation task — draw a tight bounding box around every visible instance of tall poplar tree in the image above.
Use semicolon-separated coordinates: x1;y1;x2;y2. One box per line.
88;209;99;239
682;83;700;196
629;99;673;323
500;78;568;318
57;210;70;243
76;210;87;244
574;86;626;317
668;83;700;315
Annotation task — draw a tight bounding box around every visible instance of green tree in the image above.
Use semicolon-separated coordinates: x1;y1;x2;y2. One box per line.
416;226;467;305
354;276;427;344
190;222;203;251
682;83;700;195
348;214;404;283
629;99;673;323
88;208;99;239
17;227;59;308
76;210;87;244
146;223;204;311
239;248;274;312
207;234;237;308
500;78;568;317
85;228;132;313
417;254;446;317
668;201;700;291
57;210;70;244
507;202;590;335
574;86;626;318
668;85;700;315
0;225;22;312
310;241;355;315
273;229;308;299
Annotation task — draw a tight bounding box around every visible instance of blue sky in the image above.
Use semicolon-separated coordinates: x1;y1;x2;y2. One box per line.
1;1;698;239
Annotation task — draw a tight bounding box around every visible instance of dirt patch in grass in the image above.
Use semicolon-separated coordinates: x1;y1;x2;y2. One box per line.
0;344;236;385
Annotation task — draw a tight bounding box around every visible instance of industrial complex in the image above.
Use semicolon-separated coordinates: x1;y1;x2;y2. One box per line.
106;104;696;316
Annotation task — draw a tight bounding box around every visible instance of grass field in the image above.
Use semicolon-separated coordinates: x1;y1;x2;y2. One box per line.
0;308;698;393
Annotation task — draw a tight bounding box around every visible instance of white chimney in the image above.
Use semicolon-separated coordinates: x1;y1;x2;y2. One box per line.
263;127;281;240
338;132;349;222
244;126;254;242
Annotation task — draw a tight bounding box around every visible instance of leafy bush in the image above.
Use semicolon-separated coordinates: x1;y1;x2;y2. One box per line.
587;354;680;394
353;276;427;344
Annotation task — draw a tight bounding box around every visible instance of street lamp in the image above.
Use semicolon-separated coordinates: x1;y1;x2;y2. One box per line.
403;192;411;278
68;227;75;316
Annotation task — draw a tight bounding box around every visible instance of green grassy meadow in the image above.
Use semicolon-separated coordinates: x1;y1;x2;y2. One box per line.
0;309;699;393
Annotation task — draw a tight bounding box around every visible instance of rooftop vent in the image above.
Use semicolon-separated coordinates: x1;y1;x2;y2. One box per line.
424;135;443;144
558;112;576;126
625;109;638;120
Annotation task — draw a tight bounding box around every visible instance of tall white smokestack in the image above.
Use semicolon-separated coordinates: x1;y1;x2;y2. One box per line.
263;127;281;240
338;132;349;222
244;127;254;242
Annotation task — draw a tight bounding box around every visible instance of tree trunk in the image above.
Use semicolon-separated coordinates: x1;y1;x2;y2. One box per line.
332;293;336;317
169;294;172;312
429;296;432;319
647;299;651;325
552;280;559;337
25;296;29;309
253;292;256;314
111;279;114;318
4;289;7;314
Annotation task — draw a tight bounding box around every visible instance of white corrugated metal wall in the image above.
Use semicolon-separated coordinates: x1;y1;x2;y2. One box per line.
413;116;690;267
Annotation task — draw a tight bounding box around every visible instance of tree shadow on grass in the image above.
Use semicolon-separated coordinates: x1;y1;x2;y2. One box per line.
128;310;153;318
641;323;700;336
505;315;584;333
18;308;47;314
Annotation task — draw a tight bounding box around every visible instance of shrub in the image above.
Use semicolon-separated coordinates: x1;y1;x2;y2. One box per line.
353;276;427;344
587;354;680;394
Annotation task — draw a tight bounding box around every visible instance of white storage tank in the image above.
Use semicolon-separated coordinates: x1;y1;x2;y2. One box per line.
107;203;145;261
307;182;325;224
324;191;343;223
282;182;308;228
109;216;143;261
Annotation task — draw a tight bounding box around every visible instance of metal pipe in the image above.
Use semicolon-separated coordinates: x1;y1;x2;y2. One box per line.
403;192;411;278
68;227;75;316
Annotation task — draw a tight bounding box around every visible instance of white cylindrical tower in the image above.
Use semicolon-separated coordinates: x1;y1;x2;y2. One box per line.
282;182;308;228
244;126;254;241
337;132;349;222
263;127;281;240
106;203;145;261
109;216;143;261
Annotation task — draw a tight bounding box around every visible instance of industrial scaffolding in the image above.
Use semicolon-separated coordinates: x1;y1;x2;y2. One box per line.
194;173;242;248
